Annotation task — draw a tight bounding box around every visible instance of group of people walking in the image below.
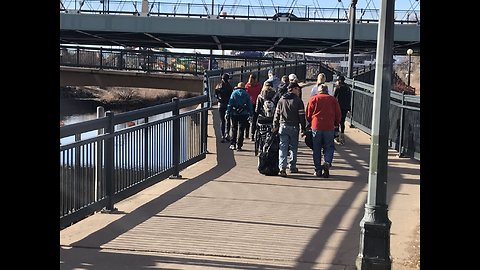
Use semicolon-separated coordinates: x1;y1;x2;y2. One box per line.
214;69;351;178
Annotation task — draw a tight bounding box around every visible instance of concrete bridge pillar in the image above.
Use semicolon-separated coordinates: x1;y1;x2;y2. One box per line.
141;0;149;16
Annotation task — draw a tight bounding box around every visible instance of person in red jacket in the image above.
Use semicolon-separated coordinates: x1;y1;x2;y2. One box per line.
245;73;262;140
306;84;341;178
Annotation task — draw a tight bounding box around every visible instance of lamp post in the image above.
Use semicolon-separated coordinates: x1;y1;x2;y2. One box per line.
347;0;358;79
355;0;394;268
406;48;413;86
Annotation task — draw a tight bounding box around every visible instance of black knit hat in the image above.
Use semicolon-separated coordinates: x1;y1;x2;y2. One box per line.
287;82;302;90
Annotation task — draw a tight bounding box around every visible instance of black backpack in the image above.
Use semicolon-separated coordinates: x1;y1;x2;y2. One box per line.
258;132;280;176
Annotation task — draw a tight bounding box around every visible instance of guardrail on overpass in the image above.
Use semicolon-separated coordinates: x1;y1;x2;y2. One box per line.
59;0;420;24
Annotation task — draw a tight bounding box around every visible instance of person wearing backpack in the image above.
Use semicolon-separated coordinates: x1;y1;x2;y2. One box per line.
254;81;277;125
226;82;254;151
214;73;234;143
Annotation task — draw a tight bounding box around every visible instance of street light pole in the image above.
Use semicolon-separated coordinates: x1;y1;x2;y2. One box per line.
407;48;413;86
355;0;394;269
347;0;358;79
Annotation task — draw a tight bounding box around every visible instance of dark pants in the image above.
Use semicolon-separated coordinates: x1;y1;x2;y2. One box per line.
218;106;230;138
340;109;349;133
230;114;249;148
335;109;349;135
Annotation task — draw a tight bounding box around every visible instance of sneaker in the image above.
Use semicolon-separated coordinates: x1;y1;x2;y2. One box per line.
289;167;299;173
236;147;242;151
221;137;226;143
250;136;255;142
229;145;236;150
314;169;322;177
322;162;330;178
279;169;287;177
225;135;231;142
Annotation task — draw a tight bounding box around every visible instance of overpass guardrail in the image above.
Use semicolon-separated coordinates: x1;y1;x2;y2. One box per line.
59;0;420;24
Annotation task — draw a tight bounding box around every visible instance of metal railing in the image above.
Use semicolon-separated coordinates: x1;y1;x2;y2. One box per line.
60;45;285;75
60;95;208;228
59;0;420;24
346;78;420;160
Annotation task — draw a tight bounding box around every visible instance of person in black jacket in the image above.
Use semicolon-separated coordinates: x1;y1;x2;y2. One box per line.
273;75;289;105
333;75;352;144
214;73;234;143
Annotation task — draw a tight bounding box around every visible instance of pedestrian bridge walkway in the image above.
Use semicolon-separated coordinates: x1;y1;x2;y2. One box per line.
60;89;420;269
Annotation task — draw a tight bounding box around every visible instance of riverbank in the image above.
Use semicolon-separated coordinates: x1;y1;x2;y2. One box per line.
60;86;198;117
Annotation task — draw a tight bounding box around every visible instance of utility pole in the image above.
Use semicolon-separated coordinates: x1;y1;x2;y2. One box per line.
355;0;394;269
347;0;358;78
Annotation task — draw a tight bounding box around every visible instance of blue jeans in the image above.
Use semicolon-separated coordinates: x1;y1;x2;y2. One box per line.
278;125;299;170
312;129;335;171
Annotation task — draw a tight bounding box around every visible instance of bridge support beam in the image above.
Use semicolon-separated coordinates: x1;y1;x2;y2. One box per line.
355;0;394;269
60;67;204;93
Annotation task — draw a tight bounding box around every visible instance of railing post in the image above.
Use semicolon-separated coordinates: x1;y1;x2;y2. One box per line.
294;59;298;77
202;74;209;153
74;132;81;209
349;78;355;128
76;46;80;66
99;47;103;69
95;106;105;202
170;97;182;178
144;116;149;178
104;111;116;211
398;91;406;157
146;49;151;72
164;54;168;72
195;53;199;76
257;60;261;80
240;65;244;82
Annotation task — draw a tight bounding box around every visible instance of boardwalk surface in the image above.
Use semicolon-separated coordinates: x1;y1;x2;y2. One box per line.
60;84;420;270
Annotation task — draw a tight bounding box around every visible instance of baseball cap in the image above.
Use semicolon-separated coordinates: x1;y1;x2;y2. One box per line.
288;73;298;81
336;75;345;82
